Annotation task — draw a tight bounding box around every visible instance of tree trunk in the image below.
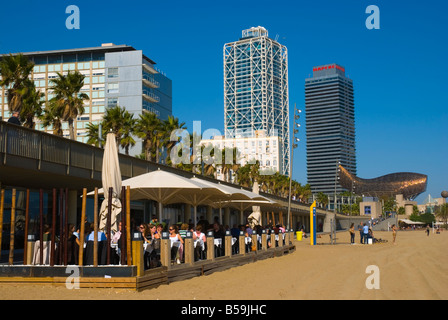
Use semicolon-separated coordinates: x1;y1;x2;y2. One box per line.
68;118;75;140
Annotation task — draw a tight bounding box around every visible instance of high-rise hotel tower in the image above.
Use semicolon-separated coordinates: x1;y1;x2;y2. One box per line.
223;26;290;175
305;64;356;195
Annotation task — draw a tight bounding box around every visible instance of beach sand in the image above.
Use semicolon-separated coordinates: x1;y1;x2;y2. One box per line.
0;230;447;300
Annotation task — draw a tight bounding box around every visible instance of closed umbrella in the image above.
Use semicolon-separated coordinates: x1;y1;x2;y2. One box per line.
99;132;122;233
248;180;262;228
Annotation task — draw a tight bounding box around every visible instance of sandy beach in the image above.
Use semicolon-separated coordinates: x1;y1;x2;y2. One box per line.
0;230;447;300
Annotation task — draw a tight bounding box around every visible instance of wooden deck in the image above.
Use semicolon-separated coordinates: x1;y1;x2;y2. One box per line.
0;244;295;291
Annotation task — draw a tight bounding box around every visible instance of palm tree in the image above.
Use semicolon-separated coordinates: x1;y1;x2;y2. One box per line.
298;184;312;204
49;71;89;140
85;122;107;147
135;111;161;161
160;115;186;166
316;192;329;209
120;111;136;155
20;82;44;129
102;105;136;154
219;147;241;182
39;101;64;136
0;53;34;113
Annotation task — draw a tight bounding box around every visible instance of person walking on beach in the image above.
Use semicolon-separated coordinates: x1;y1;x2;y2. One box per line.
426;225;430;236
349;223;355;244
391;224;397;245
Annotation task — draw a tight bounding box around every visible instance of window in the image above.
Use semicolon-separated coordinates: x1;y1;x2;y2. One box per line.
108;68;118;78
364;206;371;215
107;83;119;94
107;98;118;107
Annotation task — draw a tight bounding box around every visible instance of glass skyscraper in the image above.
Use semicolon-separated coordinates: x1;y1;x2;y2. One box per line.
223;26;290;175
305;64;356;196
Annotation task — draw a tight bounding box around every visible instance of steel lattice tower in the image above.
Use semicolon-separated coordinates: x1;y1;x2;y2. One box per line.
224;26;290;175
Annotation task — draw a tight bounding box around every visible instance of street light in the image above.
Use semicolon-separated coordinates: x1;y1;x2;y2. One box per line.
287;104;301;230
334;160;341;213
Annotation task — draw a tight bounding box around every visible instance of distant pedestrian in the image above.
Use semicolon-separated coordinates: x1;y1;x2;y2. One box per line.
349;223;355;244
426;225;430;236
391;224;397;244
362;223;369;244
358;224;363;244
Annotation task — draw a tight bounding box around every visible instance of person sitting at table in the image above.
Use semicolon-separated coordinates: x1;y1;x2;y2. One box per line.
212;222;225;257
193;224;206;261
85;223;107;265
169;224;184;264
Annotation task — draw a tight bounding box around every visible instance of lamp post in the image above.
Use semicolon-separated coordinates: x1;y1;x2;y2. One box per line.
334;160;341;213
287;104;301;230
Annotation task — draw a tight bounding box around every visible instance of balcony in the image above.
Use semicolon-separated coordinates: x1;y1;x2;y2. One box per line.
142;63;158;74
142;75;159;88
142;91;160;103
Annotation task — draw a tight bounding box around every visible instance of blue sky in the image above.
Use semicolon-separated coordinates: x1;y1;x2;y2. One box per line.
1;0;446;204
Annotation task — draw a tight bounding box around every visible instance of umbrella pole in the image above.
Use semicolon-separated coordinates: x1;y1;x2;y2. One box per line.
8;189;16;265
158;202;163;225
58;189;63;265
93;188;98;267
107;187;112;265
23;189;30;264
64;188;68;266
39;189;44;265
126;186;131;266
194;206;197;227
50;189;56;266
79;188;87;266
0;189;4;262
121;186;126;265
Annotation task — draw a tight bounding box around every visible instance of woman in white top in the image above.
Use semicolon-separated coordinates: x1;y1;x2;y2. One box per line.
192;225;207;261
169;225;184;264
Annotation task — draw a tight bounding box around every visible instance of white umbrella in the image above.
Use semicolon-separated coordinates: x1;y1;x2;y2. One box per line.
190;177;254;224
227;198;278;225
120;169;227;224
99;132;122;233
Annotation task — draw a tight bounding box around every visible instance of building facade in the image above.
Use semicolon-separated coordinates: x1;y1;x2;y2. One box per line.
223;26;290;175
0;43;172;156
200;129;281;181
305;63;356;196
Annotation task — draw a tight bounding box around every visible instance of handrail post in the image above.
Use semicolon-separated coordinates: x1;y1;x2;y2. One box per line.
160;232;171;269
184;232;194;265
261;229;267;251
225;231;232;257
131;232;144;276
238;231;245;255
206;231;214;261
